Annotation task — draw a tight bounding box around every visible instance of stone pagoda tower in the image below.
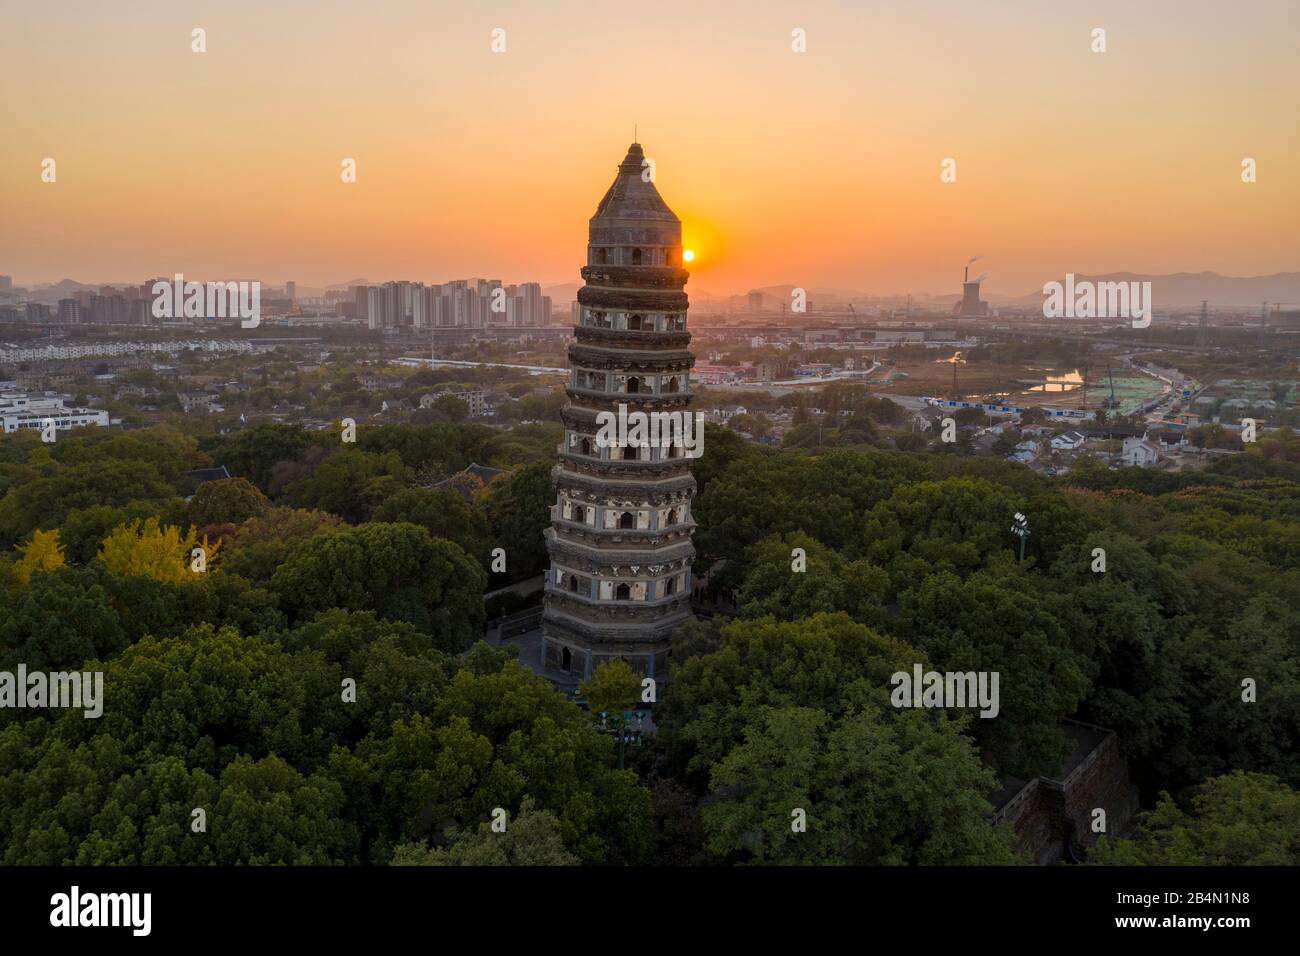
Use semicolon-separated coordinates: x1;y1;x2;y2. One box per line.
541;142;696;680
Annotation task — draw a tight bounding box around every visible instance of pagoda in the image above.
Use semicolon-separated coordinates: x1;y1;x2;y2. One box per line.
541;142;697;679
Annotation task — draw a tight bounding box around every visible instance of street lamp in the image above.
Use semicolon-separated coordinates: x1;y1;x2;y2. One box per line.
1011;511;1030;562
599;709;647;769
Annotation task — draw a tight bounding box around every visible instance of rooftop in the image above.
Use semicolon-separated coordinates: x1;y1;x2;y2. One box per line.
591;143;680;224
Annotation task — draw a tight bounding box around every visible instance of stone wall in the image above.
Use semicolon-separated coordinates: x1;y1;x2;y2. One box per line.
995;720;1139;864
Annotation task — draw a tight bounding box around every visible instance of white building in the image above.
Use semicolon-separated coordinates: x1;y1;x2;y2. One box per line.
1121;436;1162;467
177;391;217;413
706;404;748;422
691;364;737;386
0;394;110;434
1050;430;1087;451
421;388;486;417
0;339;252;364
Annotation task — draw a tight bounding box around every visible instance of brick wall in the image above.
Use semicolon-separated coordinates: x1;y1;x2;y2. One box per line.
996;721;1139;864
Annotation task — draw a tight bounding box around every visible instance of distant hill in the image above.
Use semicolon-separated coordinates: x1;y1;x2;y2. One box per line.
30;279;102;294
542;283;580;305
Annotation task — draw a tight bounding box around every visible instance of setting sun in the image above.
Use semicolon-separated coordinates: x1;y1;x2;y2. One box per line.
682;249;695;263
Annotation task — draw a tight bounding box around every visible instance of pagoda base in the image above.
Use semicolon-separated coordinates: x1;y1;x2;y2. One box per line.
541;606;692;680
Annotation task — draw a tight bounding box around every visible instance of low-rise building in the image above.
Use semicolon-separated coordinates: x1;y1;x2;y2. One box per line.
1009;440;1039;464
0;393;110;434
690;364;738;386
706;404;748;423
420;387;487;417
1121;435;1162;467
177;391;217;413
381;397;412;414
1148;428;1187;450
1050;430;1087;451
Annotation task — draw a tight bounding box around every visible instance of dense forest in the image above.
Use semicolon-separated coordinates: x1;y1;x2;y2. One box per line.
0;421;1297;865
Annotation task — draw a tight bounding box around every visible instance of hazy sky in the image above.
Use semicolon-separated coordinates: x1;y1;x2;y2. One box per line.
2;0;1297;297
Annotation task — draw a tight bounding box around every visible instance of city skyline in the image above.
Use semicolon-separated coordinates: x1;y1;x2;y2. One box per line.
3;1;1297;296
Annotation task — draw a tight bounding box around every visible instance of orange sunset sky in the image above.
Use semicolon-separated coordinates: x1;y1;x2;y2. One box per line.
1;0;1297;297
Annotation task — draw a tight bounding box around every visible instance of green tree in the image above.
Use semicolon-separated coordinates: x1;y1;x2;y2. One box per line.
337;658;654;865
283;448;413;523
1159;594;1300;790
894;567;1089;777
219;507;344;582
202;424;314;492
0;567;127;670
701;703;1015;865
390;797;578;866
0;460;179;548
1091;772;1300;865
690;423;760;496
357;422;487;478
693;450;928;593
861;476;1024;590
270;522;485;649
186;477;269;528
479;461;553;581
58;503;160;565
580;659;642;716
0;625;356;864
658;612;1015;864
737;532;887;628
372;487;491;569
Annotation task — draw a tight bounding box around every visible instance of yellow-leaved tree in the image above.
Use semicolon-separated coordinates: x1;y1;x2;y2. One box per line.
97;517;221;583
14;528;66;586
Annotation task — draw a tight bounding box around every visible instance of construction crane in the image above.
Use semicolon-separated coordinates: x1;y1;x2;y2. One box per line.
1102;365;1120;409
